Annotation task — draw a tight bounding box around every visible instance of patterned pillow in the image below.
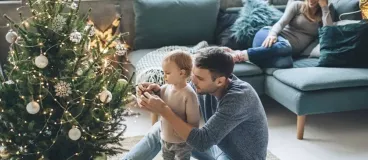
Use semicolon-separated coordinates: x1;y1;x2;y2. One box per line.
361;0;368;19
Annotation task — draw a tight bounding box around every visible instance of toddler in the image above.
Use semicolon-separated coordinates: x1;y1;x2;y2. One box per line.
159;50;200;160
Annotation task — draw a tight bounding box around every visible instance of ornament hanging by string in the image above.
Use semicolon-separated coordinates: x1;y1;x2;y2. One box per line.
70;2;78;10
115;42;128;56
26;101;40;114
99;90;112;103
54;81;72;97
125;95;138;108
35;54;49;69
84;24;95;37
52;14;66;32
68;127;81;141
4;80;14;85
70;30;82;44
76;68;84;76
5;30;17;44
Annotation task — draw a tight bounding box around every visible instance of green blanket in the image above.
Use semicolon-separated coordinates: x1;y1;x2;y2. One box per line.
318;20;368;68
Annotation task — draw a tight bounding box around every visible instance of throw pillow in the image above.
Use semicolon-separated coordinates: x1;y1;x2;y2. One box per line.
361;0;368;19
330;0;362;21
230;0;283;49
300;39;320;57
133;0;220;50
215;8;244;49
318;20;368;67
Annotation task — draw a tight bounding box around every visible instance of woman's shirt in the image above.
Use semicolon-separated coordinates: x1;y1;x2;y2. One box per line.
269;1;333;55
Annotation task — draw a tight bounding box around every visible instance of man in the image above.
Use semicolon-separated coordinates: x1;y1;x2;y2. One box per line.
123;47;268;160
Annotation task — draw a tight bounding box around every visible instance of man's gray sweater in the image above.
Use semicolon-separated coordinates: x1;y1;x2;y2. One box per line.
187;75;269;160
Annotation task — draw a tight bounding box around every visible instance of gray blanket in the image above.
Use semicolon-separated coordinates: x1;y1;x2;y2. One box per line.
135;41;209;85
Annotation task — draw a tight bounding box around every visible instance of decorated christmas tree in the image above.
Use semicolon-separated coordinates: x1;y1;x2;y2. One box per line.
0;0;136;159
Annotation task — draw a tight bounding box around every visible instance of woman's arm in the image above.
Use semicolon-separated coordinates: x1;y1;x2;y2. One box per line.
320;1;333;26
269;1;299;36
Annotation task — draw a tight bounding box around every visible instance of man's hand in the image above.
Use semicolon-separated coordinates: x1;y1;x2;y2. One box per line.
318;0;328;7
135;82;160;109
262;35;277;48
136;82;160;97
140;92;169;115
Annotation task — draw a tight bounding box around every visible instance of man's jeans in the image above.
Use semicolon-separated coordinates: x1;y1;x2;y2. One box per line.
247;26;293;68
122;122;231;160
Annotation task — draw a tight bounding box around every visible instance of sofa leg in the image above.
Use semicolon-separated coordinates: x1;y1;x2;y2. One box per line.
297;115;306;140
151;113;159;125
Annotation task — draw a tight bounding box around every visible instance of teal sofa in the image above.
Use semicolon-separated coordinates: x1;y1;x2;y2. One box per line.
127;0;368;140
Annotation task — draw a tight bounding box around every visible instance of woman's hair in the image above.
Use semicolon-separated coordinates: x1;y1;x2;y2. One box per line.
300;0;323;22
163;50;193;78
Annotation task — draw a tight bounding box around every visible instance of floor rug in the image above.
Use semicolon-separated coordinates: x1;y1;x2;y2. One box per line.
109;136;280;160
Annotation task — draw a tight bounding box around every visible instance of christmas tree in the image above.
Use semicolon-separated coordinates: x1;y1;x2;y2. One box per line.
0;0;136;159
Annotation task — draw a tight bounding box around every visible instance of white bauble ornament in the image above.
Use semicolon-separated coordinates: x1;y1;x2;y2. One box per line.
70;2;78;10
125;95;138;107
26;101;40;114
84;25;95;37
35;54;49;69
115;43;127;56
69;31;82;44
68;127;81;141
6;30;18;44
76;68;83;76
99;90;112;103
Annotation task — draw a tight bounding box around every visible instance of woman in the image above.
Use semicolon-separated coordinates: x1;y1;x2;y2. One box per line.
228;0;333;68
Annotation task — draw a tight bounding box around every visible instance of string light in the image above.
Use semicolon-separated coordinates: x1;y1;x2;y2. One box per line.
1;3;134;157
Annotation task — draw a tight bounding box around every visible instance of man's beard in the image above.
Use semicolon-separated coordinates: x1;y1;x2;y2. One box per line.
195;86;219;95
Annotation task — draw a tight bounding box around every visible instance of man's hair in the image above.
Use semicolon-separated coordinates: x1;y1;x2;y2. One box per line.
194;47;234;81
163;50;193;78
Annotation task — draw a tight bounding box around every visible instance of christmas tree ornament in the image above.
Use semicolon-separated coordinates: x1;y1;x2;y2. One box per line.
70;2;78;10
93;153;107;160
84;25;95;37
26;101;40;114
99;90;112;103
116;79;128;91
1;0;133;158
115;42;128;56
125;95;137;107
76;68;84;76
35;54;49;69
4;80;14;85
5;30;18;44
68;127;81;141
15;36;23;44
54;81;72;97
118;79;128;85
70;31;82;44
52;15;66;32
0;147;9;159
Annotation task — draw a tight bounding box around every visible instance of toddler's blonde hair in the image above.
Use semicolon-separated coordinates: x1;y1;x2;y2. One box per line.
163;50;193;78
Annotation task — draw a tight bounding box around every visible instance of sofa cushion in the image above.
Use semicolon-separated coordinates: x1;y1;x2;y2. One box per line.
266;76;368;115
215;8;242;49
128;49;157;65
233;62;263;77
133;0;220;49
230;0;283;49
318;20;368;68
330;0;362;21
264;58;318;75
292;58;319;68
272;67;368;91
